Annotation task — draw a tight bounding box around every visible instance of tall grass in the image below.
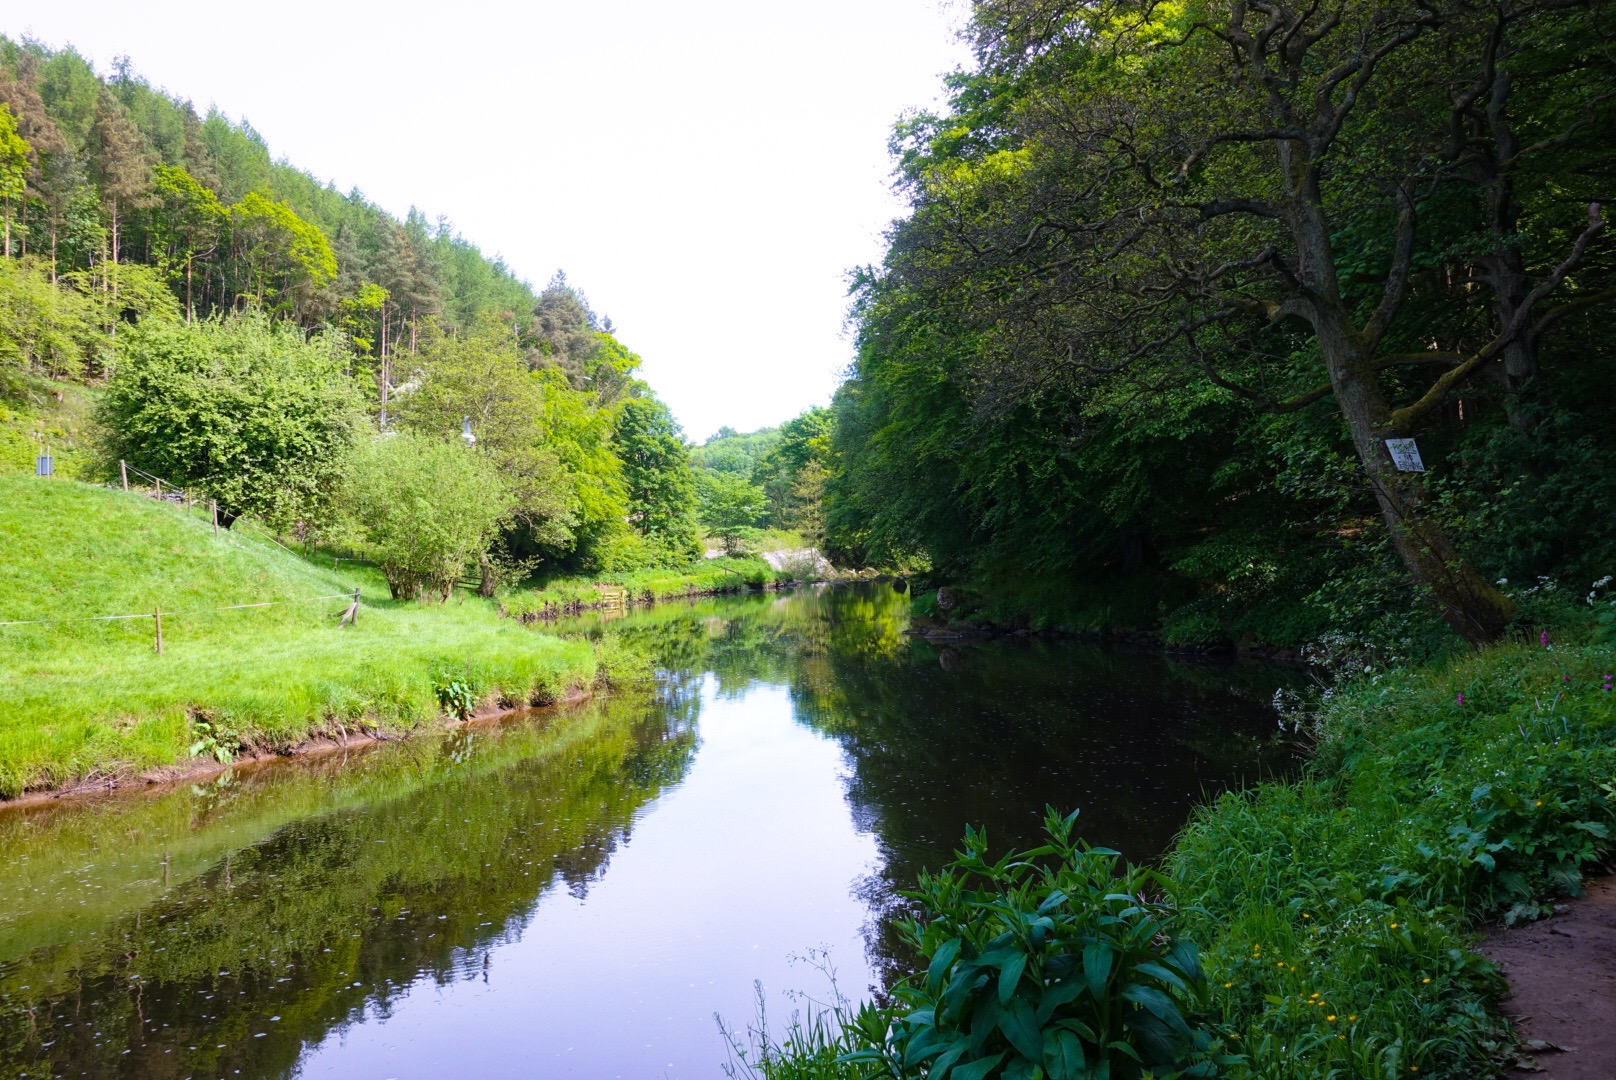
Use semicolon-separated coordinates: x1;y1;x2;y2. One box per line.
0;477;597;797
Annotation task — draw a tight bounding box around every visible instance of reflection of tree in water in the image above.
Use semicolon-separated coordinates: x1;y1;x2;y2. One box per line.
784;602;1300;993
0;689;698;1080
575;584;1297;995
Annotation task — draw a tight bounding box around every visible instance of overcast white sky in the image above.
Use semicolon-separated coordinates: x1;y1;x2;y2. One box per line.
11;2;972;440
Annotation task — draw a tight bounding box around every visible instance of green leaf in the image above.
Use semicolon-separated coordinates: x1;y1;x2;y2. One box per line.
1000;952;1029;1004
929;938;962;991
999;999;1044;1061
1083;942;1114;999
1134;961;1190;995
951;1053;1005;1080
1043;1028;1087;1080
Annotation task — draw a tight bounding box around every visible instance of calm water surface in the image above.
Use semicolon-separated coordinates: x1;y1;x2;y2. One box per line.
0;585;1296;1078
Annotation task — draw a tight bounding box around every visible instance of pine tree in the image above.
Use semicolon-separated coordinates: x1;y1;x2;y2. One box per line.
89;89;152;267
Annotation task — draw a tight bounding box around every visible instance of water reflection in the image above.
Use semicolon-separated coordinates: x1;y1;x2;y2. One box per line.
0;585;1295;1078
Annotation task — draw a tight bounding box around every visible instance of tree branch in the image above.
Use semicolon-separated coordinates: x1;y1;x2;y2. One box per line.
1388;202;1606;433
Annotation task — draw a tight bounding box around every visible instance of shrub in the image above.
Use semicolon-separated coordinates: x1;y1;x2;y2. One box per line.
341;433;513;601
97;310;363;530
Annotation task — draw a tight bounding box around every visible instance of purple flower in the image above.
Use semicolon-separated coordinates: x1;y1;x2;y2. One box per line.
1541;630;1551;647
1456;692;1465;706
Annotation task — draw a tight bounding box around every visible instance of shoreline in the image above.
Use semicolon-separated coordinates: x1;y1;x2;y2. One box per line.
0;685;597;813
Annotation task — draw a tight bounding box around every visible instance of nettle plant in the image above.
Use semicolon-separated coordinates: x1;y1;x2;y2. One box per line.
849;810;1230;1080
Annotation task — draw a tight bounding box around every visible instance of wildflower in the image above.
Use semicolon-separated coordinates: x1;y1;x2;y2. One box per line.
1327;1015;1337;1021
1456;692;1465;706
1535;800;1543;808
1349;1015;1357;1021
1302;912;1311;919
1422;978;1431;984
1224;983;1232;989
1542;630;1551;647
1390;923;1399;929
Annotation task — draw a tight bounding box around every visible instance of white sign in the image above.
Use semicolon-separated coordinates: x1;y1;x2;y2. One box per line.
1385;438;1425;473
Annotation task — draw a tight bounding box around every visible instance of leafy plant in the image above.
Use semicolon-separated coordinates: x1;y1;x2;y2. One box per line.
844;809;1229;1080
187;713;242;764
433;672;478;721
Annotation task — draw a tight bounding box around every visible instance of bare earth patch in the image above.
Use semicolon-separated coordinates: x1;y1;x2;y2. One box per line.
1480;875;1616;1077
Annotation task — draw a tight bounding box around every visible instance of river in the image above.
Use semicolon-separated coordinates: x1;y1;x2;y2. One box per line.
0;584;1297;1078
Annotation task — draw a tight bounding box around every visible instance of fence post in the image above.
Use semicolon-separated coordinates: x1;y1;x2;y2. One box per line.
339;587;361;628
120;460;129;492
153;606;164;656
212;502;219;536
155;477;163;499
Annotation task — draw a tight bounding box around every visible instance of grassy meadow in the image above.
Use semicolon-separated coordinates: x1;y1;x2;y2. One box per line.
0;476;599;798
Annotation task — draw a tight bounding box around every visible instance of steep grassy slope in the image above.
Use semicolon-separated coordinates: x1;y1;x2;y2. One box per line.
0;477;597;797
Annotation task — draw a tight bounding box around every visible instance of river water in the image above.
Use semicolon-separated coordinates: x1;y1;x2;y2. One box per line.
0;585;1296;1078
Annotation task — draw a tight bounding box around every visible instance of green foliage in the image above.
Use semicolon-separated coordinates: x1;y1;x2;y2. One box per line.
1166;641;1616;1078
873;810;1226;1080
699;469;767;554
339;432;513;601
0;256;97;379
97;310;364;531
615;394;700;562
397;319;580;564
431;671;479;721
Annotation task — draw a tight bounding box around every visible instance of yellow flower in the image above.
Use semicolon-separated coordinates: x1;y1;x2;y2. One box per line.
1302;913;1311;918
1349;1014;1358;1021
1390;923;1400;929
1224;983;1232;989
1535;800;1543;807
1422;977;1431;984
1327;1015;1337;1021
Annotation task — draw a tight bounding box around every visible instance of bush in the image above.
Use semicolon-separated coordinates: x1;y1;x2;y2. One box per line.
98;311;364;530
868;810;1227;1080
341;433;513;601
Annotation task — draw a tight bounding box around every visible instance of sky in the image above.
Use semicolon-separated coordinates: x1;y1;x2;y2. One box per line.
9;1;973;441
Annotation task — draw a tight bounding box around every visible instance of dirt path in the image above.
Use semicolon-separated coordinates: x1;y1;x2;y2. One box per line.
1480;875;1616;1077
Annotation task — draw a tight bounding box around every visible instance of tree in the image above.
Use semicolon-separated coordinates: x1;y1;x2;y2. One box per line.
865;0;1612;645
88;89;151;267
397;320;581;589
98;311;363;531
615;395;701;562
340;432;513;601
0;105;30;258
697;470;765;555
148;163;224;321
227;191;337;320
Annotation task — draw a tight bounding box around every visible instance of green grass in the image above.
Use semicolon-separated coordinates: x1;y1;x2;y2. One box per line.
1167;639;1616;1078
0;476;598;798
502;556;788;620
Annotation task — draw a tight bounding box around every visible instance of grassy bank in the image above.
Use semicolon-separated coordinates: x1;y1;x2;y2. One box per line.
739;638;1616;1080
501;556;790;620
0;476;599;798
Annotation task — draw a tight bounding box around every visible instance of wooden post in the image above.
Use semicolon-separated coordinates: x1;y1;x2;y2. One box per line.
120;459;128;492
212;502;219;536
339;587;361;628
155;477;162;499
153;606;163;656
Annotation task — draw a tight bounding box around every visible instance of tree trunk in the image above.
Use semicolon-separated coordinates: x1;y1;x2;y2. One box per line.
1320;318;1515;645
378;301;391;429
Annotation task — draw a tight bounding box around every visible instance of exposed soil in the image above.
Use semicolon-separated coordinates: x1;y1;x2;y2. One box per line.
1480;875;1616;1077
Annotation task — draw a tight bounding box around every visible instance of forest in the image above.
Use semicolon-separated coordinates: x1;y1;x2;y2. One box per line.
820;0;1616;658
0;36;832;594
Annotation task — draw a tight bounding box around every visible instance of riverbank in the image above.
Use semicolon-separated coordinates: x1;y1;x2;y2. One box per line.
501;556;793;621
746;636;1616;1079
0;478;602;800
